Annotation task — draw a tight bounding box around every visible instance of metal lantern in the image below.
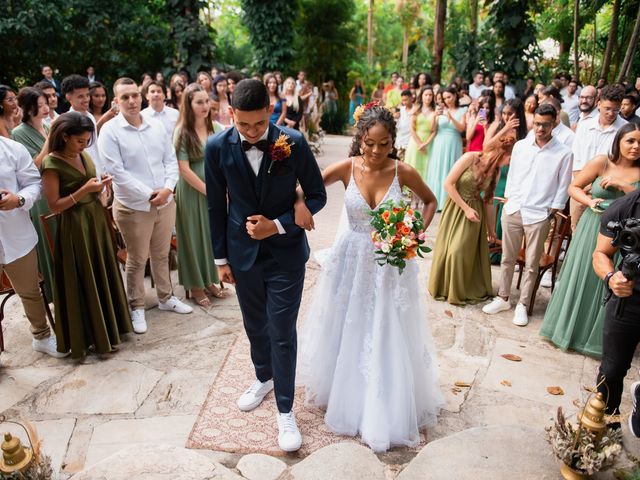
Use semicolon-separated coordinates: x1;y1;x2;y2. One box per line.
0;431;33;474
578;392;607;440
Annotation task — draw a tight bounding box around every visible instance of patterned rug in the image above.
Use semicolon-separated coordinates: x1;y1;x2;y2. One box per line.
186;335;425;457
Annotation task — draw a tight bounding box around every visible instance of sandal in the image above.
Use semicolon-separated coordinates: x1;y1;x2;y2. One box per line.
190;288;211;307
206;284;227;299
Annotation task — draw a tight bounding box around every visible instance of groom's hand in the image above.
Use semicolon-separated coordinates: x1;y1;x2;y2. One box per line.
217;264;236;285
246;215;278;240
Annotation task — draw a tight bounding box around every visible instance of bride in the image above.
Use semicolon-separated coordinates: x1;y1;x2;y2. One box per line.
295;105;444;452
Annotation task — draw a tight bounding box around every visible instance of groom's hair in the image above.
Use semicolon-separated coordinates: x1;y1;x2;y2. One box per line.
231;79;269;111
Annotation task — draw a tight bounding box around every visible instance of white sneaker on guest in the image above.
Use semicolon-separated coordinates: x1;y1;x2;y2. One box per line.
237;379;274;411
131;309;147;334
32;335;69;358
277;411;302;452
540;270;553;288
482;297;511;315
512;303;529;326
158;296;193;314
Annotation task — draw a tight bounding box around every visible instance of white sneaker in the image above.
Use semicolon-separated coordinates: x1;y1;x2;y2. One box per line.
131;309;147;334
482;297;511;315
158;296;193;314
540;270;553;288
512;303;529;326
32;335;69;358
237;379;274;411
277;411;302;452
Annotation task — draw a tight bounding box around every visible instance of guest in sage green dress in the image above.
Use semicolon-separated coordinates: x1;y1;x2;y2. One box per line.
404;86;437;179
41;112;132;358
429;135;515;305
174;83;224;307
427;86;467;209
540;124;640;357
11;87;55;301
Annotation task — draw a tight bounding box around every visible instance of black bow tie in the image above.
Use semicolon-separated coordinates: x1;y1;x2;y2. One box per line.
242;139;269;153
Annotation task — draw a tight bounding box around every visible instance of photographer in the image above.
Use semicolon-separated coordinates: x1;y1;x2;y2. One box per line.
594;183;640;435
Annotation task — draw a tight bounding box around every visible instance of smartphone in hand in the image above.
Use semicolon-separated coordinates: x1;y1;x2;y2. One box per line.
478;108;487;119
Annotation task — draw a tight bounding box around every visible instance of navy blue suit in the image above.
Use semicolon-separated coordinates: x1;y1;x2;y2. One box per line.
205;124;326;412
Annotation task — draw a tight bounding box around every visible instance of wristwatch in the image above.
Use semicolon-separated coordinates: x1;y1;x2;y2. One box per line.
17;195;25;208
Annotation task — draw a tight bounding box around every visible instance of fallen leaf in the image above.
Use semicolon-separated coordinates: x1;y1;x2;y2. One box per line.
573;399;582;408
451;387;462;394
547;386;564;395
500;380;512;387
454;381;471;388
583;386;596;393
444;310;453;318
501;353;522;362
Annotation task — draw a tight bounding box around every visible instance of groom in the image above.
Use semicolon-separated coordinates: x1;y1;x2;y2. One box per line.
204;79;326;451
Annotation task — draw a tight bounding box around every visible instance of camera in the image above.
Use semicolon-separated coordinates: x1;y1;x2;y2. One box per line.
607;218;640;281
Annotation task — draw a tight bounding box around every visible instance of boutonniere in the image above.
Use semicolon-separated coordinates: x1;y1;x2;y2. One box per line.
268;133;294;174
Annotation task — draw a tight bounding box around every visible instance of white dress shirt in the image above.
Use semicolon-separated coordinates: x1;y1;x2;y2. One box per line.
69;107;102;174
43;111;59;128
98;113;179;212
575;108;598;126
562;93;580;124
395;106;412;149
0;138;41;265
504;85;516;100
572;115;627;171
504;136;573;225
141;106;179;138
469;83;485;100
525;122;575;148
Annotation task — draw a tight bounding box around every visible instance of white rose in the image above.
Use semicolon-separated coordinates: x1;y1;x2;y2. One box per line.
381;243;391;253
401;236;412;247
403;215;413;228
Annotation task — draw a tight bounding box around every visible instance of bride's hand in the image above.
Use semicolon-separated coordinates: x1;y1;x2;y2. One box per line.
294;199;315;231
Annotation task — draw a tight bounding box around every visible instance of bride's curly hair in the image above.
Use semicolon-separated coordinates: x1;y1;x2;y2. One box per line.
348;105;398;159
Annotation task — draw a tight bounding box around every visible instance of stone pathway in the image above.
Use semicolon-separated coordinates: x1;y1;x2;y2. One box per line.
1;134;639;479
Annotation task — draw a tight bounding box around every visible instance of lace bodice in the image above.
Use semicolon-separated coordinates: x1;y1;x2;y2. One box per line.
344;160;404;233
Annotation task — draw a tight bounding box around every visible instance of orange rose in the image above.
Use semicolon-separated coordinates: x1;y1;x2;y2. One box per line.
382;211;390;223
400;225;411;236
406;248;417;259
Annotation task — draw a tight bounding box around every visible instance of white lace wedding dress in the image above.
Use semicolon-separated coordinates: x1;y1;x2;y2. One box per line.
299;161;444;453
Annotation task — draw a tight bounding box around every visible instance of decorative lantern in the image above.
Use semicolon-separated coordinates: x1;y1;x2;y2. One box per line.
578;392;607;440
0;432;33;474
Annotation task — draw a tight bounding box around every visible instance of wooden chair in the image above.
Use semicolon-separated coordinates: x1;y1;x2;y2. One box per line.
105;206;128;268
516;211;572;316
0;270;55;352
488;197;506;255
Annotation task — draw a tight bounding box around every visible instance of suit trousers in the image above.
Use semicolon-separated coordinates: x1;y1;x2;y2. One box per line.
113;200;175;309
498;210;551;307
1;248;50;339
232;254;305;413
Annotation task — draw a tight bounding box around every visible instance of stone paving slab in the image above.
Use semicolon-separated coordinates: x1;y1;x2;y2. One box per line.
0;365;69;411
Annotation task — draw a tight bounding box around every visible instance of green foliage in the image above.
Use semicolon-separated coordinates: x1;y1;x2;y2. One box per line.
294;0;356;89
240;0;298;73
210;0;254;70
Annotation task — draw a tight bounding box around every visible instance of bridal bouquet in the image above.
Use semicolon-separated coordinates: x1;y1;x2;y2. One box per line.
369;199;431;274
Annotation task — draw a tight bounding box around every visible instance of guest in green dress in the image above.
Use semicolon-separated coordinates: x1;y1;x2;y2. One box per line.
429;135;516;305
427;86;467;209
11;87;56;301
174;83;224;307
41;112;132;358
540;124;640;357
405;86;437;179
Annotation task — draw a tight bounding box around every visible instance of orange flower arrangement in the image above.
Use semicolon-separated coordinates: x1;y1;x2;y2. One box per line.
268;133;294;173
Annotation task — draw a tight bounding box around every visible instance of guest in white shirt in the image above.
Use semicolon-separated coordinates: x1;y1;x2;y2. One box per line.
0;137;66;357
482;104;572;326
395;90;413;159
469;72;485;100
492;71;515;100
572;85;598;130
141;81;179;138
562;80;580;124
62;74;102;173
34;81;60;128
99;77;192;335
571;84;627;230
540;97;575;147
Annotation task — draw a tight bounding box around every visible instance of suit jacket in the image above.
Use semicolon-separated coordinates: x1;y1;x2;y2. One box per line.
205;124;326;272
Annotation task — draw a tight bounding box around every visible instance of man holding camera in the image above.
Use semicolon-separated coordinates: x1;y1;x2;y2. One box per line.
593;188;640;434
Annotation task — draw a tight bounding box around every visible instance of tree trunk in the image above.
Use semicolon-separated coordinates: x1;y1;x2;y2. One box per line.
470;0;478;45
433;0;447;84
573;0;579;80
367;0;374;66
600;0;621;81
402;27;409;69
618;4;640;82
559;40;569;56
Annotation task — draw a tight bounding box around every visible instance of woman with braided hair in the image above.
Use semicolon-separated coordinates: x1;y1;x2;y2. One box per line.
294;104;443;452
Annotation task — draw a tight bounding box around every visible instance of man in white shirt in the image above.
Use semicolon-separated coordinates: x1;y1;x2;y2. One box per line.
469;71;485;99
572;85;599;130
482;104;572;326
570;84;627;230
395;90;413;160
541;97;575;147
0;137;67;358
141;81;179;138
493;71;515;100
34;81;59;128
62;74;102;173
562;80;580;124
99;77;192;335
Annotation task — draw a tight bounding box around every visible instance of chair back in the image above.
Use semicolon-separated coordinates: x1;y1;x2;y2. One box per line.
550;211;571;263
39;213;58;257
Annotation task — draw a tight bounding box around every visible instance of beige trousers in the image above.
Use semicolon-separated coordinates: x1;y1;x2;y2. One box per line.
113;200;176;309
1;248;50;339
498;210;551;307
